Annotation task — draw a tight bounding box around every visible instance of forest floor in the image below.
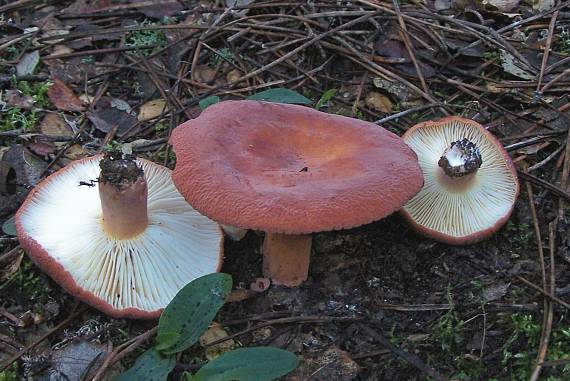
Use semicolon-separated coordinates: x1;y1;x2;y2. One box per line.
1;1;570;380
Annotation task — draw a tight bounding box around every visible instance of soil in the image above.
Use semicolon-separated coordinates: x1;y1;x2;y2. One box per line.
98;151;144;190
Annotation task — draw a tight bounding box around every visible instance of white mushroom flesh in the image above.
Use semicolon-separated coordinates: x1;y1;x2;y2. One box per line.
403;120;518;238
18;157;223;312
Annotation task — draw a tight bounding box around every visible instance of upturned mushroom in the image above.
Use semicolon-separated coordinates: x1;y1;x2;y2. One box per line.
400;116;519;244
16;152;223;319
170;100;423;287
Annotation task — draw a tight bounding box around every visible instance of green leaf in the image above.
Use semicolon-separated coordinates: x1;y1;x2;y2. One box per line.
114;348;175;381
155;331;181;352
315;89;337;110
2;216;16;236
199;96;220;110
157;273;232;355
247;88;311;105
192;347;299;381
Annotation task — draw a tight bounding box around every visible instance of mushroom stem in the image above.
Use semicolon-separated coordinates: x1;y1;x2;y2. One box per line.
98;153;148;239
438;138;482;178
262;233;312;287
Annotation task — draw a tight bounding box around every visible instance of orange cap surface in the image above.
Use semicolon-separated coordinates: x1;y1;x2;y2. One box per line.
170;100;424;234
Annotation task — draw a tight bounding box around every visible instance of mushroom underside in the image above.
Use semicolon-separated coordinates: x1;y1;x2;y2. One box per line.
16;157;223;316
402;118;518;242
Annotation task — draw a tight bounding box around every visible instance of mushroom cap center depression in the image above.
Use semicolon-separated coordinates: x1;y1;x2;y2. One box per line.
232;124;362;189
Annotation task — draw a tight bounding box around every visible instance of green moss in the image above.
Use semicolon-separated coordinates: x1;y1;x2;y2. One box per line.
502;313;570;380
0;363;18;381
125;20;167;56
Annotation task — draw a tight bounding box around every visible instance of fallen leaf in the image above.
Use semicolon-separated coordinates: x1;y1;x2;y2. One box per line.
226;69;242;83
482;282;510;302
88;110;137;137
481;0;519;12
0;247;23;282
16;51;40;76
28;139;58;157
64;144;90;161
39;113;74;137
135;0;183;18
47;79;84;112
2;145;47;187
199;323;236;361
194;64;217;83
137;99;167;121
110;98;133;114
373;78;420;105
533;0;555;11
365;91;393;113
500;50;534;79
445;38;486;58
226;0;255;16
45;340;118;381
4;90;34;109
51;44;74;56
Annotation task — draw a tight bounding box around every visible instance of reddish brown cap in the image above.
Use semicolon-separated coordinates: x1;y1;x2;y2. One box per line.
170;100;424;234
400;116;519;245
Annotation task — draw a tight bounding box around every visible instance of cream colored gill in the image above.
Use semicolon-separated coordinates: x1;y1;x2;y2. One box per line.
19;157;223;312
403;120;517;238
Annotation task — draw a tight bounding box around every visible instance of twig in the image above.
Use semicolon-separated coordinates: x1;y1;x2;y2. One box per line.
92;326;158;381
0;303;83;371
515;276;570;310
536;10;559;92
529;222;556;381
360;325;448;381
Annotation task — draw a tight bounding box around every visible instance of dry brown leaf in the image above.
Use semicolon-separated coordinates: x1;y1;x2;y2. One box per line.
0;248;24;282
4;90;34;109
47;79;84;112
137;99;167;121
199;323;236;361
28;140;57;157
39;113;74;137
194;65;216;83
365;92;393;113
65;144;90;160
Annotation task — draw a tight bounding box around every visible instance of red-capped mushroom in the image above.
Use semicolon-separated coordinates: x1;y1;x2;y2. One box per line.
170;100;423;286
16;153;223;319
400;116;519;244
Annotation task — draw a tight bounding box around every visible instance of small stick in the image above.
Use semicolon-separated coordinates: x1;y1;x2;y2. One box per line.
0;303;83;371
360;325;448;381
537;10;559;92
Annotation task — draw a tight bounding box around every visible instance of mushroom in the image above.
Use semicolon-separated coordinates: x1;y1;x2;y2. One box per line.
16;152;223;319
170;100;423;287
400;116;519;244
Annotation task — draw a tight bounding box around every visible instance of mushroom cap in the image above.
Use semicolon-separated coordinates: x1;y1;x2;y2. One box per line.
170;100;424;234
400;116;519;245
16;156;224;319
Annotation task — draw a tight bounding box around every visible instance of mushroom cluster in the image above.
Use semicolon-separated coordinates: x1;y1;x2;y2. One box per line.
400;116;519;244
16;152;223;319
15;99;521;319
170;100;424;286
